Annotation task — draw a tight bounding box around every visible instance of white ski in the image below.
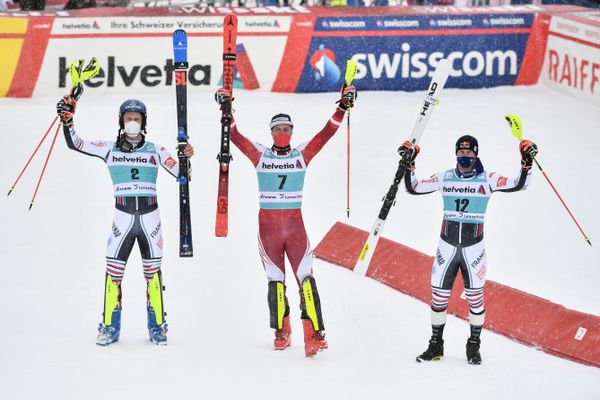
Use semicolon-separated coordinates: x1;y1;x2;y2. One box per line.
353;59;451;276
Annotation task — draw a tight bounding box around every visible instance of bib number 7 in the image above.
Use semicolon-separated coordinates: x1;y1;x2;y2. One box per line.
277;175;287;190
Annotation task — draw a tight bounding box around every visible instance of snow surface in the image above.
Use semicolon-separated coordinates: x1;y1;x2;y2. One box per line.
1;86;599;399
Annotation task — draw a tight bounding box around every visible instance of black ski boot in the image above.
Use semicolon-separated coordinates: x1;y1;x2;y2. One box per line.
466;337;482;365
416;338;444;362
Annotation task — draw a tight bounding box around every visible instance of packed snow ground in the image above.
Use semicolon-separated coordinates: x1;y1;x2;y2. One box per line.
1;86;599;399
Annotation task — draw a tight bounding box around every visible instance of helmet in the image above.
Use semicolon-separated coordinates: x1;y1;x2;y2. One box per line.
269;113;293;129
455;135;478;156
118;99;147;132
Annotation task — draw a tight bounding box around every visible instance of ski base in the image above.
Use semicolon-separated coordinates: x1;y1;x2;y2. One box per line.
353;218;386;276
215;169;229;237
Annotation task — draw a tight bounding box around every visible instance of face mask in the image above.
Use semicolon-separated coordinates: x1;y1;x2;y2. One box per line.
124;120;141;137
273;133;291;148
457;156;476;169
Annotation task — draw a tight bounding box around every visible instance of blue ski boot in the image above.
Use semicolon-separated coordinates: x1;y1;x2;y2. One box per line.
96;306;121;346
147;305;168;345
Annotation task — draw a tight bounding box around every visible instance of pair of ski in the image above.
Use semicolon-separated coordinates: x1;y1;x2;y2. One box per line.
171;14;237;257
353;59;452;275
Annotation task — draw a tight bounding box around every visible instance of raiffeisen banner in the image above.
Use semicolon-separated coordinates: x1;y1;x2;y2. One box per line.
295;14;536;92
541;11;600;106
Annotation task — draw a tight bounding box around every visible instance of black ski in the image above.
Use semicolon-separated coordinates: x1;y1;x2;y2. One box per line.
173;29;193;257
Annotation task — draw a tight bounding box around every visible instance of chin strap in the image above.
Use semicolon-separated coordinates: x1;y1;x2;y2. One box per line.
117;133;145;153
271;144;291;155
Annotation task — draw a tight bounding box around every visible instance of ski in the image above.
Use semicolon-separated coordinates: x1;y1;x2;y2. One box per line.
353;59;451;276
215;14;238;237
172;29;193;257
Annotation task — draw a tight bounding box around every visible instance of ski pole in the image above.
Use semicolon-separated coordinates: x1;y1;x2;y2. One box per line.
7;116;58;196
29;122;62;210
344;60;358;218
347;110;351;218
505;114;592;246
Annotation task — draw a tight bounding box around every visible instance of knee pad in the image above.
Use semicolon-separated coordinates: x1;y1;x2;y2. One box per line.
147;271;165;325
103;273;122;326
300;276;325;332
267;281;289;330
469;310;485;326
431;308;448;326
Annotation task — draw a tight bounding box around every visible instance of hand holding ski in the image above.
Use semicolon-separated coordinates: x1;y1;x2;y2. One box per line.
505;114;591;246
215;14;238;237
172;29;193;257
354;59;451;275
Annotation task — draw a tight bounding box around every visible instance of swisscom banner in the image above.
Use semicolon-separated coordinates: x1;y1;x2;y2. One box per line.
296;14;534;92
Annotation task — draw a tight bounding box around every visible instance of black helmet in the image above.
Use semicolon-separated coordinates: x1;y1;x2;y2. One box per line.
455;135;478;156
118;99;147;132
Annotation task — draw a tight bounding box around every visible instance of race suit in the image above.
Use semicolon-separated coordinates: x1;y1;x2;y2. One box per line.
230;108;345;285
63;126;180;283
404;166;531;319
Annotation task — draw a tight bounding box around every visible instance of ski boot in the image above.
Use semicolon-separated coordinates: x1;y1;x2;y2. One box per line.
147;271;167;345
466;337;482;365
97;306;121;346
97;274;122;346
268;281;292;350
299;276;327;357
274;315;292;350
416;338;444;362
302;319;328;357
147;305;168;345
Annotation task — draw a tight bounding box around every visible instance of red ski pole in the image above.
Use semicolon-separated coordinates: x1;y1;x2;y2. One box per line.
346;111;351;218
29;122;62;210
7;116;58;196
505;114;591;246
343;60;357;218
533;160;592;246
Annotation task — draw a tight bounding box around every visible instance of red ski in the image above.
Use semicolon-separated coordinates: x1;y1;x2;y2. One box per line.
215;14;238;237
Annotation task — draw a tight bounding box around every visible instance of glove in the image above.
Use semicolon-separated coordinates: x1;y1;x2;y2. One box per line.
215;88;233;106
56;95;77;127
71;83;84;101
520;139;538;168
336;85;357;111
398;140;420;170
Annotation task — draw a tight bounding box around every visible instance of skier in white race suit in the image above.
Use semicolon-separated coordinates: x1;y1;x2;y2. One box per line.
57;92;194;346
399;134;538;364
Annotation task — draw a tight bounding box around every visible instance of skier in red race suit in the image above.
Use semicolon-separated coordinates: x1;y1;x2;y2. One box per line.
215;86;356;356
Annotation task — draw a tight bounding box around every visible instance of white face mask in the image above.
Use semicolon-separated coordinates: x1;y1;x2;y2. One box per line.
124;120;141;137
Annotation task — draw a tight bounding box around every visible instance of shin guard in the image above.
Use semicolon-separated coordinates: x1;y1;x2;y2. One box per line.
268;281;289;330
147;271;165;325
300;276;325;332
103;273;121;326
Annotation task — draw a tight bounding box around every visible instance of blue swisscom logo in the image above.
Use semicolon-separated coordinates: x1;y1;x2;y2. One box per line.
314;14;532;31
308;44;341;88
296;32;529;93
